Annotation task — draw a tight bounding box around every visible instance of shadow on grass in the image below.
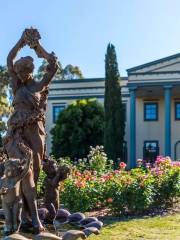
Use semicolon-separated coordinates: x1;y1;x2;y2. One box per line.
96;204;180;227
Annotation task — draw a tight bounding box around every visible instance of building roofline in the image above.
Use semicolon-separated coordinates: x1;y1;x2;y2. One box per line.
127;80;180;88
127;53;180;73
128;71;180;76
51;77;128;84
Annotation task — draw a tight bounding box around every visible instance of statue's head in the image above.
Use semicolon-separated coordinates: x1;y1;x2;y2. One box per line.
58;163;71;180
14;56;34;84
42;157;58;177
4;159;23;178
43;157;71;181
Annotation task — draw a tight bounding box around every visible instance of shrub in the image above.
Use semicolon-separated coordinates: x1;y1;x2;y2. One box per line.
88;145;108;173
70;145;113;173
103;169;155;214
61;170;104;212
51;99;104;159
61;157;180;214
151;157;180;207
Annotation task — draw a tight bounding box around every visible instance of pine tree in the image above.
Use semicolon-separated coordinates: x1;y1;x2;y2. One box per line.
104;43;125;167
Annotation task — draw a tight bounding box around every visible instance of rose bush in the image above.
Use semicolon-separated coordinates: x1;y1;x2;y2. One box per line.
61;169;104;212
61;156;180;214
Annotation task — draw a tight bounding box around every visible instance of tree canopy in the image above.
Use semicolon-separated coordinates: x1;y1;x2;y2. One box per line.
51;99;104;159
36;60;83;80
0;66;10;133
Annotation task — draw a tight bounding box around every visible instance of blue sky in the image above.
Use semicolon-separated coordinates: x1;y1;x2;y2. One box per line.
1;0;180;77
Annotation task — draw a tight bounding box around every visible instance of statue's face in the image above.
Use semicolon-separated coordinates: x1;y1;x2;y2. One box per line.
17;69;33;84
14;57;34;84
42;159;58;176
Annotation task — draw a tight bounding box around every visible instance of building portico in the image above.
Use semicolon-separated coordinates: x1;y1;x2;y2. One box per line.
128;84;176;164
127;53;180;164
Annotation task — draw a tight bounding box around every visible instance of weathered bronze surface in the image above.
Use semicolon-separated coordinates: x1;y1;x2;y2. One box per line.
1;28;58;235
42;158;71;222
0;143;32;235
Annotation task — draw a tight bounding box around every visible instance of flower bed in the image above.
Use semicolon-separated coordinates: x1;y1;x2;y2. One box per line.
61;156;180;214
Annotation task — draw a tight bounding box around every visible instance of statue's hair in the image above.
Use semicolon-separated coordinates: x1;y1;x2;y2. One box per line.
43;157;57;166
14;56;34;73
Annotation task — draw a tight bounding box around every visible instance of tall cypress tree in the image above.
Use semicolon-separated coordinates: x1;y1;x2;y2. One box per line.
0;133;2;148
104;43;125;167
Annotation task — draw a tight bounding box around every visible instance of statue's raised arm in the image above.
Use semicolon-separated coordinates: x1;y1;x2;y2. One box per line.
25;28;59;91
7;32;26;72
7;28;58;94
34;44;59;91
7;32;26;93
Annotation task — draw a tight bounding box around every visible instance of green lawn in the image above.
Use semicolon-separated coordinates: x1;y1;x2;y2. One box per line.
89;214;180;240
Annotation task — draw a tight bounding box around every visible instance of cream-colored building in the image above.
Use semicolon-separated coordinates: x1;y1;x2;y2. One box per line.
46;53;180;167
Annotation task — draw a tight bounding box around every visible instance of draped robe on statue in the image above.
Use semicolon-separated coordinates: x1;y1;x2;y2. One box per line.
4;82;47;183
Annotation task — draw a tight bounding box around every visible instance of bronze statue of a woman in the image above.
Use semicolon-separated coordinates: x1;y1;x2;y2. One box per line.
4;28;58;233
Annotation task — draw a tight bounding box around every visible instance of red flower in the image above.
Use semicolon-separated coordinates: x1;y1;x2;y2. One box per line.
119;162;127;169
107;198;113;203
75;171;82;176
75;181;86;188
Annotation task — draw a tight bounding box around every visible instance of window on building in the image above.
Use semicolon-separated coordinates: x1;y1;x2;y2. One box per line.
175;102;180;120
143;141;159;163
53;105;65;123
144;103;158;121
